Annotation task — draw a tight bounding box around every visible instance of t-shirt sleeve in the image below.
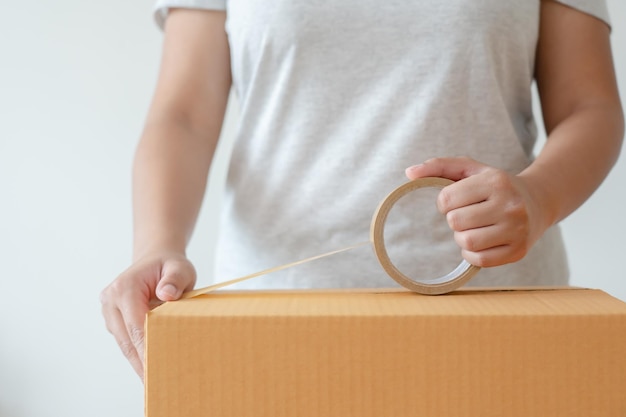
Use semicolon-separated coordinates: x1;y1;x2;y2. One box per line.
154;0;226;30
553;0;610;27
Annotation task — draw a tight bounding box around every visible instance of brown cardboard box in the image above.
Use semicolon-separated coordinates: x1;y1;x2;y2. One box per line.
145;288;626;417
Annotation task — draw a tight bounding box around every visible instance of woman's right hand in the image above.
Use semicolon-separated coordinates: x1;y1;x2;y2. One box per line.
101;8;231;379
100;252;197;379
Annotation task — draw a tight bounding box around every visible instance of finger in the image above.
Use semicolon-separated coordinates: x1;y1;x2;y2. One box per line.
436;174;493;214
461;243;527;268
156;260;196;301
102;303;144;378
118;292;150;371
454;224;512;253
446;201;499;232
405;157;488;182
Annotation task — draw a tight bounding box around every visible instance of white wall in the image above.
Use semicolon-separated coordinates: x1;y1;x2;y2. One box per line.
0;2;624;416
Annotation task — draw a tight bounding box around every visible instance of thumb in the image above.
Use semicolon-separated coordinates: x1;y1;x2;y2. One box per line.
405;157;487;181
155;259;197;302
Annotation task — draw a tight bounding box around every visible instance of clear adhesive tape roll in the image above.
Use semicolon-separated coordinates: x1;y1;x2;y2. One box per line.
370;177;481;295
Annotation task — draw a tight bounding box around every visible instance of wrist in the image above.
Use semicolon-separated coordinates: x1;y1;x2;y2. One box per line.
517;168;560;233
132;238;187;262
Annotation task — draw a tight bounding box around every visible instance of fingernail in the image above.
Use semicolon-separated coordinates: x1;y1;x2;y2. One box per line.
159;284;179;299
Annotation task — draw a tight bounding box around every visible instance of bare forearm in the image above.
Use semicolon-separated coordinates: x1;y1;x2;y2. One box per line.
520;104;624;229
132;120;219;260
525;2;624;231
101;10;233;378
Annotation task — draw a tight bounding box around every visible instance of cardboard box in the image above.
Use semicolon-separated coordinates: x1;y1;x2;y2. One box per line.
145;288;626;417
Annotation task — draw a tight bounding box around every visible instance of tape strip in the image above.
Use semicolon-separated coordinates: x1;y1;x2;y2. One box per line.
181;241;371;299
183;177;480;298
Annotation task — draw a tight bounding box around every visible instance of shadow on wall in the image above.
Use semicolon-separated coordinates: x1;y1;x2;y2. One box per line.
0;395;25;417
0;405;21;417
0;347;28;417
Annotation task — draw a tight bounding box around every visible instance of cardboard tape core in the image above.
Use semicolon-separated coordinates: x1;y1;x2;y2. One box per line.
370;177;481;295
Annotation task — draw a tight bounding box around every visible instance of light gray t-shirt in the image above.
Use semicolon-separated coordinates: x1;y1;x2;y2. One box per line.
154;0;610;289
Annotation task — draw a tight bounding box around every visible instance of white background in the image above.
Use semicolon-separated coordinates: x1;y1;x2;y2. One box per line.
1;1;625;416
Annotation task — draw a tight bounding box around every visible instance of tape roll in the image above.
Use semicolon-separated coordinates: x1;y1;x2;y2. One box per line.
370;177;481;295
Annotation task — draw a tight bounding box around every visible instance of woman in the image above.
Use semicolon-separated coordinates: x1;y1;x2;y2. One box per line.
101;0;624;377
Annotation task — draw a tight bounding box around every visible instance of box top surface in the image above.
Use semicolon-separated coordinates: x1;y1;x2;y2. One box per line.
149;287;626;318
145;287;626;417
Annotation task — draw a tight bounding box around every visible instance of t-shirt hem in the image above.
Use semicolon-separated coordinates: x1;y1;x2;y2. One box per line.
153;0;226;31
552;0;611;29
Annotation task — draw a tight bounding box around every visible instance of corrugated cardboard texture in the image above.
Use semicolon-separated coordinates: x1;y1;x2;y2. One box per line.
145;288;626;417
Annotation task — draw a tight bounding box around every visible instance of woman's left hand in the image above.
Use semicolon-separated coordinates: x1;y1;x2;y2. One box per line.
405;157;551;267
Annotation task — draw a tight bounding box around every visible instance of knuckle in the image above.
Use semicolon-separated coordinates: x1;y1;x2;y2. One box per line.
128;324;145;346
99;283;120;308
104;279;125;299
447;211;461;231
166;262;197;287
472;252;490;268
504;203;523;220
118;340;136;360
504;192;526;213
99;288;109;305
463;248;492;268
179;259;198;278
488;170;511;190
437;190;452;212
163;269;185;284
458;233;476;252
